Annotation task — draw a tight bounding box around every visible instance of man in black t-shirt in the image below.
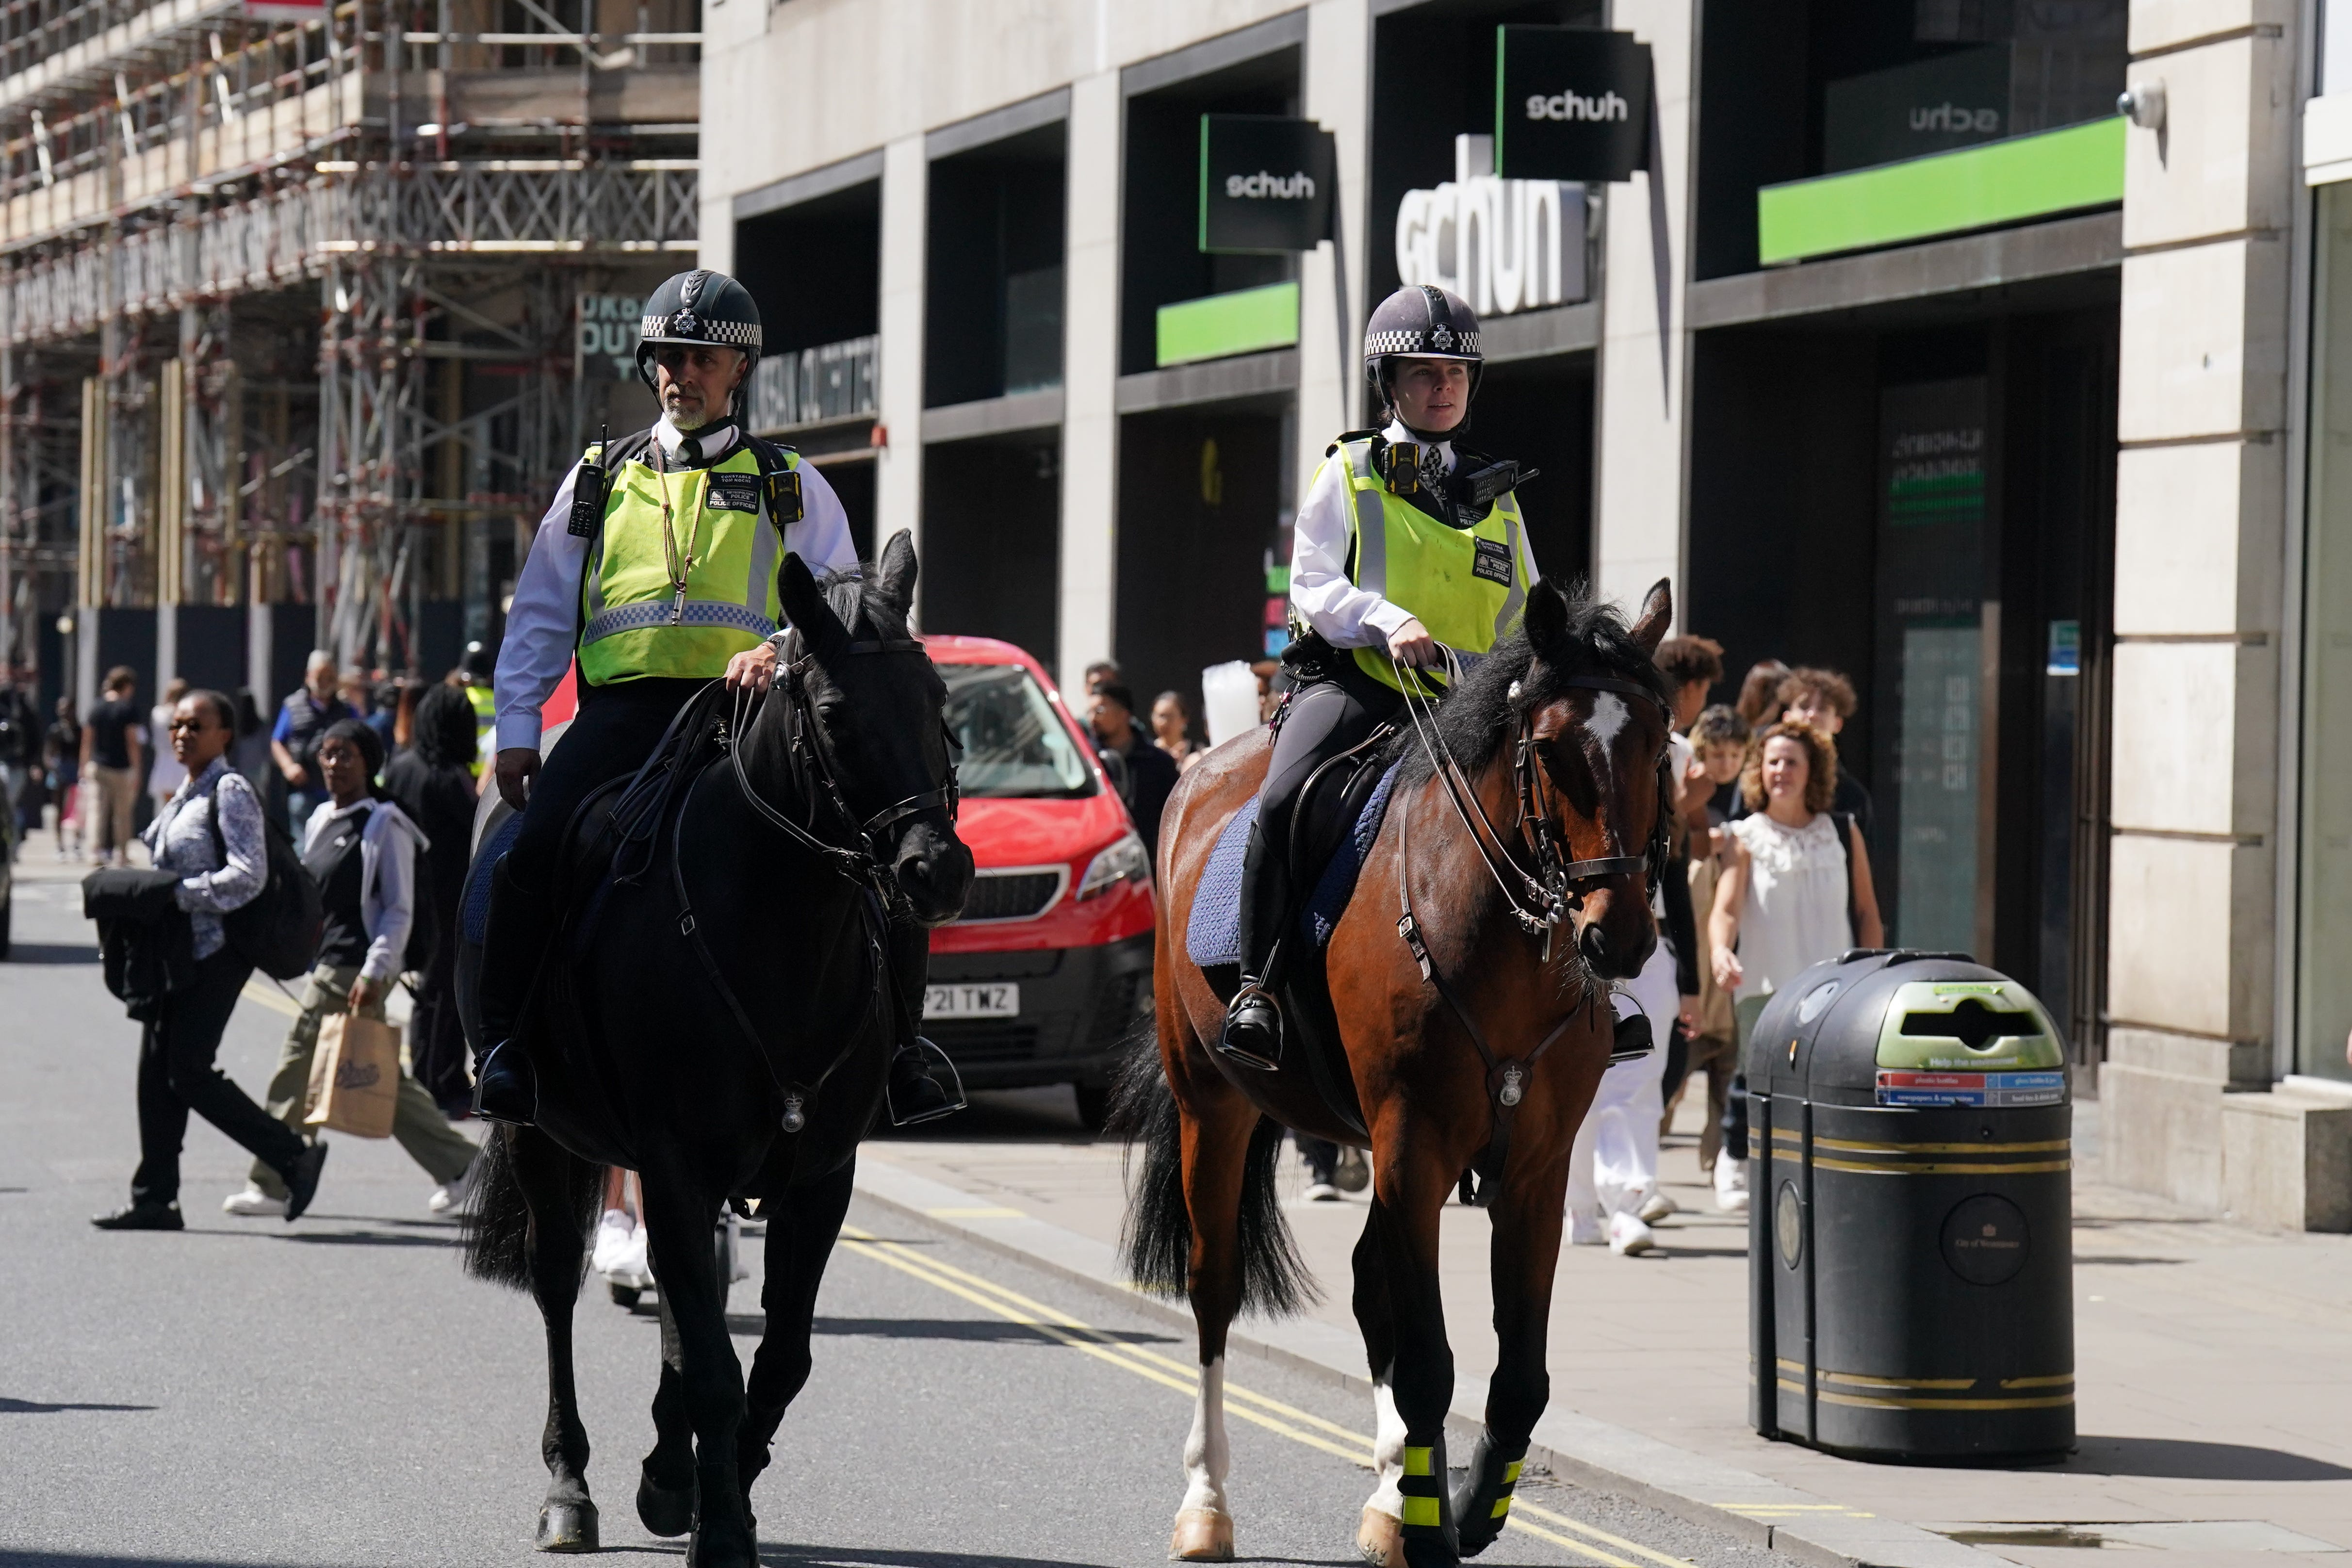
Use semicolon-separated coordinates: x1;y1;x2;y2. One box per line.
80;666;145;865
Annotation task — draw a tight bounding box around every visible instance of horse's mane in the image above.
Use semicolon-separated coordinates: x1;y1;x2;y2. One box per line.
1391;582;1668;786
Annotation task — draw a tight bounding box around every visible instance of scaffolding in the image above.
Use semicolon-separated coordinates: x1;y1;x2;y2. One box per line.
0;0;698;689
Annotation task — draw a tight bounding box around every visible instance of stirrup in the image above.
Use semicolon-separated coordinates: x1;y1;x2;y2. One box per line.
472;1040;539;1127
887;1036;967;1127
1216;982;1284;1072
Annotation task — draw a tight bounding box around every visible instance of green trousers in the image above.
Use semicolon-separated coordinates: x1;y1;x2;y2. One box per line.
248;964;478;1198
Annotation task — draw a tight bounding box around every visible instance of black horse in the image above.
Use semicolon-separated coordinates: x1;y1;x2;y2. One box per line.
460;531;972;1567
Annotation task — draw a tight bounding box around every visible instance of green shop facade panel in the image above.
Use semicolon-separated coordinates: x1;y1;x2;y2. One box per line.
1155;279;1300;367
1757;117;2123;267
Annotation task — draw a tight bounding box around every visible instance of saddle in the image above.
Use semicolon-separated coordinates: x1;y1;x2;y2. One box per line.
1186;727;1401;1142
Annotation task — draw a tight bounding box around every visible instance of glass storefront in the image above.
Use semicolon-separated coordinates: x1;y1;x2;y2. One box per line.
2296;183;2352;1081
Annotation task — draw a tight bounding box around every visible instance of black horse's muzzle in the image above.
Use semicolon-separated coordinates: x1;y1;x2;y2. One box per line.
893;820;974;928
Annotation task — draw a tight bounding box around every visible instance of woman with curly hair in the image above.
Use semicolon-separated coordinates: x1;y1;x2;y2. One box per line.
1709;720;1883;1003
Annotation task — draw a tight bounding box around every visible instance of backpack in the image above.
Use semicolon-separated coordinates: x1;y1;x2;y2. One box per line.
206;773;325;980
398;825;441;976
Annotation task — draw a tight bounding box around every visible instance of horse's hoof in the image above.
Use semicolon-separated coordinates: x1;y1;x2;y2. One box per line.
1357;1505;1405;1567
1170;1507;1235;1561
637;1467;696;1537
535;1500;599;1552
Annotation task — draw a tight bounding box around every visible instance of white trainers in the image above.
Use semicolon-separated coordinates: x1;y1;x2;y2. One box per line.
1303;1181;1341;1203
601;1223;654;1290
1568;1209;1607;1245
426;1161;476;1215
1715;1156;1750;1213
591;1209;636;1276
221;1184;286;1218
1637;1188;1678;1225
1607;1210;1657;1256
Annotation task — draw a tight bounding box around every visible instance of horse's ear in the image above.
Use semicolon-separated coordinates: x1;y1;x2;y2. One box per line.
1630;577;1673;654
1522;577;1570;656
875;529;918;615
778;553;840;644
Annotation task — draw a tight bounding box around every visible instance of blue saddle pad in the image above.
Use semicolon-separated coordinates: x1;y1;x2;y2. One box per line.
1182;763;1402;968
461;811;524;946
1184;795;1259;969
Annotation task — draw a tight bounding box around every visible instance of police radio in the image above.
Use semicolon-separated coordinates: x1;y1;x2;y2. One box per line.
568;425;610;538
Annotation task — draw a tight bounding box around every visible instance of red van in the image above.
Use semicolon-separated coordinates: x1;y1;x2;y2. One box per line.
923;634;1155;1129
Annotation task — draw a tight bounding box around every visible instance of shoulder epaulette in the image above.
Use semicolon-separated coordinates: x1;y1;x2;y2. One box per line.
1325;428;1383;457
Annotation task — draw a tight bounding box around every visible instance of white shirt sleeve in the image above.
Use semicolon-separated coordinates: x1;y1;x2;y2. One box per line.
1287;451;1416;648
493;460;586;753
782;459;861;581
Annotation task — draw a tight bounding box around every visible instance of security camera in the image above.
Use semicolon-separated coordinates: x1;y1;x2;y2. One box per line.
2118;81;2166;131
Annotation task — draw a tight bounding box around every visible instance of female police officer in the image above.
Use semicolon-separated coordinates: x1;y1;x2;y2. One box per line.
472;268;959;1127
1221;284;1541;1066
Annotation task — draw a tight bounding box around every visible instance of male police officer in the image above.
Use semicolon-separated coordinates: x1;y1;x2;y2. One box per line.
472;268;961;1127
1220;284;1542;1066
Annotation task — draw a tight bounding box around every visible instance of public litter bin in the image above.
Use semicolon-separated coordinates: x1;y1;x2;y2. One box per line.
1747;948;2074;1462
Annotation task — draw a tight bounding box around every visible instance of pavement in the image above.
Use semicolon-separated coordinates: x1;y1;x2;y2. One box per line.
858;1063;2352;1568
0;854;1774;1568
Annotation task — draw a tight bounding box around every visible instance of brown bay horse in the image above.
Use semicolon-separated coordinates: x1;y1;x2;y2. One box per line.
1119;578;1676;1568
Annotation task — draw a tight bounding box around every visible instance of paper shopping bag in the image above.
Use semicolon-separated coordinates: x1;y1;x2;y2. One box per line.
305;1012;401;1138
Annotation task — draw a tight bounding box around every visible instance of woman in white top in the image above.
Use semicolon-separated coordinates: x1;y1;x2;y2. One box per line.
1708;719;1884;1008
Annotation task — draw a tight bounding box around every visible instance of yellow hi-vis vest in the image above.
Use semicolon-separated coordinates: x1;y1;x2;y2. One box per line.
463;681;494;777
1327;437;1529;692
576;439;796;686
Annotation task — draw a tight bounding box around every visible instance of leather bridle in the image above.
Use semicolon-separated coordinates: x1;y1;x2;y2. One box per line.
1390;653;1673;953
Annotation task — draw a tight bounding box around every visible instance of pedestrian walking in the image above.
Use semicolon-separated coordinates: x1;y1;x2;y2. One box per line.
1150;690;1205;773
147;677;190;820
92;688;328;1230
222;719;476;1218
1707;719;1885;1214
1734;659;1790;731
1767;666;1874;838
1666;704;1748;1207
1088;682;1178;858
81;667;146;866
1655;636;1724;734
270;650;354;830
43;697;81;860
383;683;481;1114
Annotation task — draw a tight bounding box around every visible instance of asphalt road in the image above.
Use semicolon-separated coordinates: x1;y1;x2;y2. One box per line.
0;861;1776;1568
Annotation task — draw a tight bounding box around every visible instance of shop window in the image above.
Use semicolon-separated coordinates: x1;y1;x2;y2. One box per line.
926;123;1067;408
2297;184;2352;1082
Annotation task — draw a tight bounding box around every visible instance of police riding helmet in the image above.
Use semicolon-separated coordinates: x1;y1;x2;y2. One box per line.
636;268;764;407
1363;284;1484;431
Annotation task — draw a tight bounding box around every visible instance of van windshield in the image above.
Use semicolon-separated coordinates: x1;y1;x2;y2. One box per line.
938;661;1098;800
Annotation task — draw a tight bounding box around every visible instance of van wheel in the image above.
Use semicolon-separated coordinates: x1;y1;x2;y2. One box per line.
1074;1083;1111;1133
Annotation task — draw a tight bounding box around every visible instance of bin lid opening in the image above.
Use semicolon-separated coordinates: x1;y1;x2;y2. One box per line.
1899;998;2041;1050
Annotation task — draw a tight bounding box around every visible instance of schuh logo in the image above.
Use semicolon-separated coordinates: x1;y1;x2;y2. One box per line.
1524;89;1630;122
1225;170;1317;200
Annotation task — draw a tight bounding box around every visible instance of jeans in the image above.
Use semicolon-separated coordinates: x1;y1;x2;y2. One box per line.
131;951;308;1207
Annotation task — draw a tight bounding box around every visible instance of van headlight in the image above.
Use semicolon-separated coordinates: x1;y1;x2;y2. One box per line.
1077;831;1151;900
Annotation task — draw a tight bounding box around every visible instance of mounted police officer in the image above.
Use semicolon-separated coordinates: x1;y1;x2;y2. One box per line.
471;267;963;1128
1220;283;1542;1067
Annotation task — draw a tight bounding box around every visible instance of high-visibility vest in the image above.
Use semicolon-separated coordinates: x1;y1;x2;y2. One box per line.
462;681;493;777
1325;437;1529;693
575;439;797;686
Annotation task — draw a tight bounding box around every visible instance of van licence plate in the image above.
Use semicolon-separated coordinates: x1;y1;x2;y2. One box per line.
924;982;1020;1019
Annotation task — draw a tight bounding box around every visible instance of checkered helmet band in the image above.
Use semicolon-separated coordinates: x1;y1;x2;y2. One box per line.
639;312;761;349
1364;327;1480;358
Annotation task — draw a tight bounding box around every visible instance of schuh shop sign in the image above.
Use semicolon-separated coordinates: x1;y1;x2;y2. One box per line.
1198;114;1338;254
1494;26;1651;183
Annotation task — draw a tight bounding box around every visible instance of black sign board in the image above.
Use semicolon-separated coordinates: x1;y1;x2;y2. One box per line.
1198;114;1337;254
1493;27;1650;182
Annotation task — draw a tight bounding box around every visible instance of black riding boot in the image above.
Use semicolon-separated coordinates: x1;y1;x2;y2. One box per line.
473;858;553;1126
1218;823;1288;1071
883;915;965;1127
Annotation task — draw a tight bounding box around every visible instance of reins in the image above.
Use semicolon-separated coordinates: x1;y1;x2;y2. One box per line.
662;627;960;1135
1385;646;1674;1207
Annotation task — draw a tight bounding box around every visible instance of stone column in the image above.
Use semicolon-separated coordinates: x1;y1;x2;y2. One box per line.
1591;0;1698;616
2102;1;2295;1209
1296;0;1372;494
876;134;929;592
1059;69;1121;683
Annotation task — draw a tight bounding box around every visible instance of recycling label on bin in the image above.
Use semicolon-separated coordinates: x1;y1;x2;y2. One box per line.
1876;1070;2067;1108
1874;980;2066;1073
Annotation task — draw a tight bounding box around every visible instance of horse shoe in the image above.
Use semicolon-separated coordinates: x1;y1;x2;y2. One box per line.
1169;1506;1236;1561
1356;1504;1406;1567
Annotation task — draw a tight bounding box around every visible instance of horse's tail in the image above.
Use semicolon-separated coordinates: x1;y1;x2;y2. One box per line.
459;1125;600;1291
1110;1029;1316;1317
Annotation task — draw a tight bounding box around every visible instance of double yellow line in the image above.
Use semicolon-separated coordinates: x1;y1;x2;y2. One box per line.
835;1224;1694;1568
